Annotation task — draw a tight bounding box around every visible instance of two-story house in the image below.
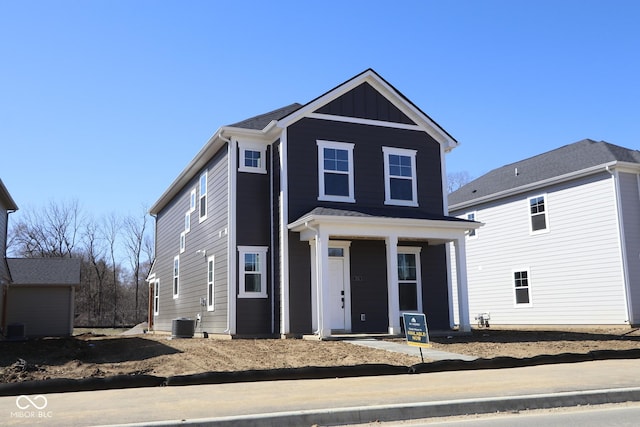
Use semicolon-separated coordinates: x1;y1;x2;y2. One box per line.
148;69;479;338
449;139;640;326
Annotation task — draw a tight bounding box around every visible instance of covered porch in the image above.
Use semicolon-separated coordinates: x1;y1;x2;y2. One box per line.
286;208;479;338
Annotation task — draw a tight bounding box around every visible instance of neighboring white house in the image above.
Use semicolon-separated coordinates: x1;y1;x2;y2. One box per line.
448;139;640;326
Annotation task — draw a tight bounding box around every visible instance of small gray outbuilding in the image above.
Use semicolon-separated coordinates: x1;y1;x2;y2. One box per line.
2;257;81;338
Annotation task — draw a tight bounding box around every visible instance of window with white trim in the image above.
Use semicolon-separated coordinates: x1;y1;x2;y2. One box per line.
514;269;532;306
173;255;179;298
190;188;197;213
153;279;159;315
199;171;207;222
317;140;355;203
207;255;215;311
238;246;268;298
383;147;418;206
467;212;477;238
397;247;422;312
238;141;267;174
529;195;548;233
179;231;186;253
185;212;191;233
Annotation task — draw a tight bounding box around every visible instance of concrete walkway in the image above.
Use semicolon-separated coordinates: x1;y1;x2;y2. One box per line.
2;359;640;426
344;338;478;361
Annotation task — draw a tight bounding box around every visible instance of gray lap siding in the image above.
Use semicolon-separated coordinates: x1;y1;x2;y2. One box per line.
153;148;229;334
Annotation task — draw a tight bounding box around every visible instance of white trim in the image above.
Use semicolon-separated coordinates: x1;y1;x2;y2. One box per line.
528;194;549;235
385;235;401;334
227;137;237;334
179;231;186;254
198;171;208;223
153;279;159;316
184;211;191;233
466;212;478;239
189;188;197;213
238;140;267;174
172;255;180;299
207;255;215;311
238;246;268;298
279;130;291;335
512;268;533;307
307;112;422;131
317;140;355;203
383;146;418;207
397;246;423;314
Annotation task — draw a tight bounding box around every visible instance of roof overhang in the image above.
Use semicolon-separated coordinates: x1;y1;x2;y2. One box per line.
289;211;481;245
450;161;640;212
0;179;18;212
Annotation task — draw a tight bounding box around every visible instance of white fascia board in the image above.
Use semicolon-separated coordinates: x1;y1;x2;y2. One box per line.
450;161;622;212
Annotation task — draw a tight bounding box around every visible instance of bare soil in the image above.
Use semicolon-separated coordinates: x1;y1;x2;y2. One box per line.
1;326;639;383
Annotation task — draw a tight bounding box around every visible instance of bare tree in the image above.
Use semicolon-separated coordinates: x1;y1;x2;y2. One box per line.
122;206;150;323
447;171;473;194
103;213;121;326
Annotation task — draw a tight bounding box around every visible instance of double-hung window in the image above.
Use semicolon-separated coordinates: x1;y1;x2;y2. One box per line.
383;147;418;206
179;231;186;253
317;140;355;203
172;256;180;298
238;246;268;298
199;171;207;222
238;141;267;174
397;247;422;312
467;212;477;238
529;195;548;233
514;269;532;306
153;279;159;315
207;255;215;311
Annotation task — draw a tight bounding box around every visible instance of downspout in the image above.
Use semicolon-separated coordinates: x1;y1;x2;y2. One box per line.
606;164;633;323
220;130;236;335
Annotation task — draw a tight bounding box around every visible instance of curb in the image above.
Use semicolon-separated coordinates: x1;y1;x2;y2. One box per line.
2;349;640;397
98;387;640;427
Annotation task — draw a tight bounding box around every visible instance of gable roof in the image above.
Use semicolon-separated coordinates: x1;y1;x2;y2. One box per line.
449;139;640;210
0;179;18;211
7;258;81;285
227;103;302;130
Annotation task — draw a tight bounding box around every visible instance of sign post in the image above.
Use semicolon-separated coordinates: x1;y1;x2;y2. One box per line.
402;313;430;362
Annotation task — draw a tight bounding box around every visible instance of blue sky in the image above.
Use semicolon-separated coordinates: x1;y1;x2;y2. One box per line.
1;1;639;221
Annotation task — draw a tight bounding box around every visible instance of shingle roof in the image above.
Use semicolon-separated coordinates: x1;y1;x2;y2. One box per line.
449;139;640;208
298;206;469;222
7;258;81;285
227;103;303;130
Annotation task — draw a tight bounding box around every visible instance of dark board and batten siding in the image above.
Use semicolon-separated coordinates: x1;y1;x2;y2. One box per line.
154;148;229;334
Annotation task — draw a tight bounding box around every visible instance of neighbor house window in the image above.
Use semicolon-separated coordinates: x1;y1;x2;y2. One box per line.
238;246;268;298
173;256;180;298
238;141;267;174
153;279;159;315
514;269;531;305
383;147;418;206
529;195;548;233
190;188;197;213
199;171;208;221
317;140;355;203
467;212;477;238
207;255;215;311
397;247;422;312
179;231;186;253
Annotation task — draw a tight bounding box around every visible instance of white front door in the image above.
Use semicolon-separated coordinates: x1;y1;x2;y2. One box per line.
329;257;346;330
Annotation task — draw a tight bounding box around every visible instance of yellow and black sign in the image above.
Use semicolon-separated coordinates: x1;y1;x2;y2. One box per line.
403;313;431;348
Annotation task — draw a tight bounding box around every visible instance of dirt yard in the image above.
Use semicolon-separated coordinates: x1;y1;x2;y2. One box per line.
1;326;639;383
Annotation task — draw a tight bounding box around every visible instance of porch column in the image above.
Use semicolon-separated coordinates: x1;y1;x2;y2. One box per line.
385;235;401;334
453;237;471;332
316;230;331;338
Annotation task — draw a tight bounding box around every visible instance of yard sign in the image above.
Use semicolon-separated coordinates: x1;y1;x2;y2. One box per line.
403;313;430;348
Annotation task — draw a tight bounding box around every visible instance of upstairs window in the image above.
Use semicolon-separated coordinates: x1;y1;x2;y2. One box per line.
383;147;418;207
317;140;355;203
199;171;208;222
529;195;548;233
238;141;267;174
238;246;268;298
173;256;180;298
190;188;197;213
153;279;159;315
207;255;215;311
514;269;532;305
467;212;477;238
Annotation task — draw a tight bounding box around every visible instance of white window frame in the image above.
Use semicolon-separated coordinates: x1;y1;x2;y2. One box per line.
179;231;186;254
199;171;208;222
238;140;267;174
190;188;197;213
383;146;418;207
185;211;191;233
153;279;159;315
513;268;532;307
397;246;423;314
467;212;477;239
317;140;355;203
173;255;180;299
207;255;215;311
529;194;549;234
238;246;268;298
